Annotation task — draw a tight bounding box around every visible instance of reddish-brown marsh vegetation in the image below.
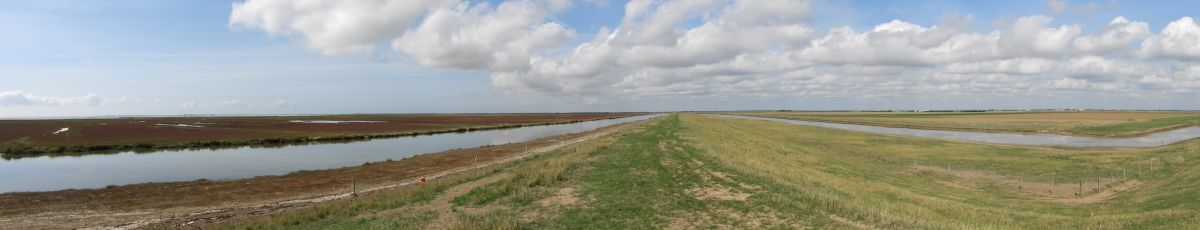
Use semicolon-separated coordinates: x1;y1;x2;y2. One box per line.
0;113;640;156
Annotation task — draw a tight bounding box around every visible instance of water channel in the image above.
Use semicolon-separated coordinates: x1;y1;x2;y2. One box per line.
715;114;1200;149
0;114;662;193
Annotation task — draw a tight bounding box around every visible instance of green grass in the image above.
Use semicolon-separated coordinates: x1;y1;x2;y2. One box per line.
681;114;1200;229
527;114;846;228
220;167;493;230
450;139;596;207
223;114;1200;229
219;118;648;229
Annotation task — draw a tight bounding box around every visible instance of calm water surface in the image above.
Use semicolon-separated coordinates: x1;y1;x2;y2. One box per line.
716;114;1200;148
0;115;661;193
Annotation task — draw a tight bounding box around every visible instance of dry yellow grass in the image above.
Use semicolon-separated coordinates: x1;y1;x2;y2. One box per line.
680;113;1200;229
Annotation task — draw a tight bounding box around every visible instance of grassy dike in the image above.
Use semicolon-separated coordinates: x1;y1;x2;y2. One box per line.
219;114;820;229
217;116;666;229
220;114;1200;229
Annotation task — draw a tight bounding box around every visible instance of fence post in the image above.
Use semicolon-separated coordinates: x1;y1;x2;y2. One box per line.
1150;158;1154;174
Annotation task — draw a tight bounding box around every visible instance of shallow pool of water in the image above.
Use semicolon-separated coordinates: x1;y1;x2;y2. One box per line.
0;115;661;193
716;114;1200;148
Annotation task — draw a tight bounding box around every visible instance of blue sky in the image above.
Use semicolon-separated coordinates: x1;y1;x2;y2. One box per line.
2;0;1199;117
2;1;524;116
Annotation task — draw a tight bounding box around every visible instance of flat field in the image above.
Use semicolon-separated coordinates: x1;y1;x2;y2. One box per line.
0;113;639;156
211;114;1200;229
735;111;1200;137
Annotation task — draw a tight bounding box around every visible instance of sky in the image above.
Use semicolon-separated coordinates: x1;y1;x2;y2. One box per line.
2;0;1199;117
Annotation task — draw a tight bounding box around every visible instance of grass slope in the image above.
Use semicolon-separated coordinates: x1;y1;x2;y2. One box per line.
682;114;1200;228
223;114;1200;229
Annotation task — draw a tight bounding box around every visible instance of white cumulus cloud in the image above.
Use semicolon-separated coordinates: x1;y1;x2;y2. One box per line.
1073;16;1150;54
230;0;454;56
391;1;574;71
1138;17;1200;61
230;0;1200;107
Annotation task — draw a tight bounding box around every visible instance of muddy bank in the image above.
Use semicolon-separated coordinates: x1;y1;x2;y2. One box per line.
0;117;650;230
